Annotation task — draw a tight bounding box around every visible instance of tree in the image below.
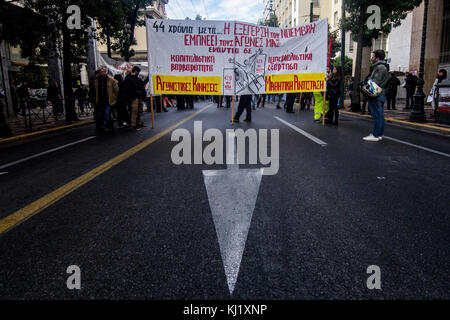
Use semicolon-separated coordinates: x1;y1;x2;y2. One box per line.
329;27;341;61
331;55;353;76
258;13;279;27
195;14;203;20
109;0;154;62
343;0;422;111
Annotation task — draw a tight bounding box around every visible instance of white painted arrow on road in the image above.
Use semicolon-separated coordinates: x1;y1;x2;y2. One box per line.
202;132;263;295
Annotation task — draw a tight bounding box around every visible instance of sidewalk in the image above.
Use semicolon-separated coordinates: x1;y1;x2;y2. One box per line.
1;106;94;144
341;99;450;134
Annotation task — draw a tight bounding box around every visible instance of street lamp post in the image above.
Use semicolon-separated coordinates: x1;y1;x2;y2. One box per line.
410;0;428;123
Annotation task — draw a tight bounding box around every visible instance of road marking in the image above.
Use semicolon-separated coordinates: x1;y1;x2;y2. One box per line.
0;136;96;171
0;104;213;236
203;132;263;295
383;136;450;158
0;172;7;175
274;116;328;146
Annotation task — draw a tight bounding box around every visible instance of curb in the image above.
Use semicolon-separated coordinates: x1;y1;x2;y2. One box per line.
0;120;95;145
340;111;450;135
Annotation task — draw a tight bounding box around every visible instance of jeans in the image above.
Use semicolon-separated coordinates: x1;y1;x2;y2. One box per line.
104;103;113;129
368;94;386;138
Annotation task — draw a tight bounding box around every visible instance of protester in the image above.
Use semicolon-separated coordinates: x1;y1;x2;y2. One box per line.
275;93;282;109
403;71;418;110
326;66;343;125
47;82;63;117
301;92;312;110
428;69;449;109
123;66;148;130
94;66;119;132
285;93;296;113
176;95;186;110
10;79;19;117
17;82;30;117
385;72;401;110
348;77;354;101
233;94;252;122
225;95;232;108
257;94;266;108
74;85;87;115
363;50;389;142
113;74;130;128
360;74;370;114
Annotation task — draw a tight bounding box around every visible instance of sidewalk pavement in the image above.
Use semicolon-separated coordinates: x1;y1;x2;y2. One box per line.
341;99;450;133
1;108;94;144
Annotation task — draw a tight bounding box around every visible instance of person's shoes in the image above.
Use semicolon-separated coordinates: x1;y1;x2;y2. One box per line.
403;107;410;110
392;108;397;110
232;118;239;123
360;111;366;115
333;122;338;126
378;136;383;141
133;126;142;131
363;134;380;142
276;106;281;109
286;110;294;113
314;119;321;123
243;118;251;122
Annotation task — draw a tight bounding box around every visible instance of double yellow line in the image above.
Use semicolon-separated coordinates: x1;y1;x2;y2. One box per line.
0;104;213;236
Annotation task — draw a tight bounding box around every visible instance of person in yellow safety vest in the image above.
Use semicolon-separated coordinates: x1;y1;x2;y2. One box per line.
314;67;331;122
313;91;329;122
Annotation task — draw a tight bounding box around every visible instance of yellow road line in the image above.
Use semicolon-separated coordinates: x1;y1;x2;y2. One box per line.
0;104;213;236
340;111;450;133
0;120;95;145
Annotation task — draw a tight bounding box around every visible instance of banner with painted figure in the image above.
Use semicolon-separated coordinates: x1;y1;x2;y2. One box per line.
146;18;328;95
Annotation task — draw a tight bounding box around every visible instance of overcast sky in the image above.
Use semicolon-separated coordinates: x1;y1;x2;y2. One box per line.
166;0;264;24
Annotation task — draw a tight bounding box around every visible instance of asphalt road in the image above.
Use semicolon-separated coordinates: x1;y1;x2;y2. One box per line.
0;100;449;300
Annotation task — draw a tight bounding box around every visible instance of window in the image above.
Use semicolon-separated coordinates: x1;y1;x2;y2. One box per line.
441;0;450;63
334;11;338;27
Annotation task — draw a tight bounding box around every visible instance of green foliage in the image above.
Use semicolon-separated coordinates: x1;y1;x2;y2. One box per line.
343;0;422;46
195;14;203;20
258;13;279;27
331;55;353;76
329;27;341;60
16;65;48;89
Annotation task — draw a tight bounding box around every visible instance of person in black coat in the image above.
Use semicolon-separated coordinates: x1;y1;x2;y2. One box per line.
123;66;149;129
285;93;297;113
385;72;401;110
113;74;130;127
404;71;417;110
233;94;252;122
326;66;343;125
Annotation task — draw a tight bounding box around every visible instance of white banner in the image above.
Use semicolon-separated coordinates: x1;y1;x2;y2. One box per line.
146;19;328;95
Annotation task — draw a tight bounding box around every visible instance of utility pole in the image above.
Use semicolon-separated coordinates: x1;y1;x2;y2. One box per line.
410;0;428;123
340;0;346;108
0;22;12;137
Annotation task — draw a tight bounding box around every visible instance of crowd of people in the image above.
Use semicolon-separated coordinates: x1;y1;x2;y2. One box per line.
5;51;448;138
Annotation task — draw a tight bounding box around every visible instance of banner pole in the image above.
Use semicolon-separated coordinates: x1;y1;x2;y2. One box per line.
150;94;155;129
231;95;235;124
322;91;326;126
298;93;303;112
